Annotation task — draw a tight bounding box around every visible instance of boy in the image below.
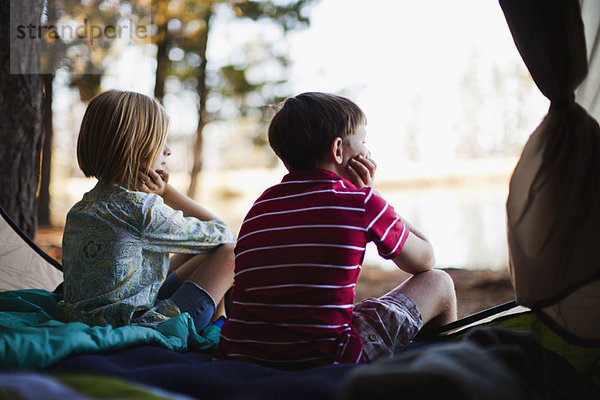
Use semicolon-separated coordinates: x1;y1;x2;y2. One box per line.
219;92;457;369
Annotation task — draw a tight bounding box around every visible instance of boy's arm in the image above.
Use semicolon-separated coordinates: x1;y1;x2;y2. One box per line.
138;169;220;221
347;156;435;274
392;217;435;275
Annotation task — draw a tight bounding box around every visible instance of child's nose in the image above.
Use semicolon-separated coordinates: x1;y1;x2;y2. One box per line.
164;145;172;156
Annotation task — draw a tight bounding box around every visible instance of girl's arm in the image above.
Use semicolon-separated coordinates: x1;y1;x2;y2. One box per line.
163;184;219;220
138;169;219;221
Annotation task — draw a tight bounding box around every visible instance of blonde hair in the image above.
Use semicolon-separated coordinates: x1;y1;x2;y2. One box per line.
77;90;169;190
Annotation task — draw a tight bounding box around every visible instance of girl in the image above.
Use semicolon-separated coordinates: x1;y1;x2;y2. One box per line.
57;90;235;332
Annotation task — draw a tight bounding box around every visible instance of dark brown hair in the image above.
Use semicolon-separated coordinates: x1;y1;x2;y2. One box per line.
267;92;366;171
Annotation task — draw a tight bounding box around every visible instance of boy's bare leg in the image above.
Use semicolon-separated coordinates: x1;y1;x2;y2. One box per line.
391;269;457;330
171;244;235;318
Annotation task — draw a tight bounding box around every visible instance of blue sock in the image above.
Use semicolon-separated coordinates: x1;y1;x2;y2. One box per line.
210;315;227;329
170;281;216;332
157;272;181;300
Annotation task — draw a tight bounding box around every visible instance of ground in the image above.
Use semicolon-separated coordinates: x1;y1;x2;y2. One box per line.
355;267;515;319
35;227;515;320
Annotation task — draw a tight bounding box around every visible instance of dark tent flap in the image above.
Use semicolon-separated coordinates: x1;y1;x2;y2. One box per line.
501;0;600;342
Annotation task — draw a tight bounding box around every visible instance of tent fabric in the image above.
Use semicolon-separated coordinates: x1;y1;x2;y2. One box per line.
463;310;600;381
540;280;600;346
341;328;564;400
501;0;600;342
422;307;600;387
342;315;600;399
576;0;600;120
0;206;62;293
540;0;600;345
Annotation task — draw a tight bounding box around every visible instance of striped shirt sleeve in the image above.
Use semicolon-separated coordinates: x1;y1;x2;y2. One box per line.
364;188;409;259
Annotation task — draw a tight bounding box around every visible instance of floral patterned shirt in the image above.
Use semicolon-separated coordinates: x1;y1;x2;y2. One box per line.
57;183;235;328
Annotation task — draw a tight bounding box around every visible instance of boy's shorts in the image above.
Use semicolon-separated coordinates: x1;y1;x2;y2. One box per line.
352;291;423;363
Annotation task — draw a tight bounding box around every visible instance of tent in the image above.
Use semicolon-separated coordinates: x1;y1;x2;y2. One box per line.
503;0;600;344
1;0;600;398
0;206;62;293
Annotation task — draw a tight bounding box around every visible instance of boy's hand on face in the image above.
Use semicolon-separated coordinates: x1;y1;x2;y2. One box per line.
347;155;377;189
138;169;169;196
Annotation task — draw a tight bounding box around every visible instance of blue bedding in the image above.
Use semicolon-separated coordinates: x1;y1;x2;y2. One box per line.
0;289;358;399
0;289;220;370
1;289;594;399
47;346;357;400
45;326;593;400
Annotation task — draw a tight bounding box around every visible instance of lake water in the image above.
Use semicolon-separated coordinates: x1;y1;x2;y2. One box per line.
365;182;510;271
197;161;515;272
59;159;516;272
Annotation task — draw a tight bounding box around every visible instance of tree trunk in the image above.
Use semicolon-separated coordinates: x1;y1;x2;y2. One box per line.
153;20;168;102
187;8;213;198
0;0;45;238
188;119;207;198
38;73;54;227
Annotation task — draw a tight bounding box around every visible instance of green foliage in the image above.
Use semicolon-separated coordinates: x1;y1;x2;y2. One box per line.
42;0;151;101
153;0;314;102
230;0;312;31
151;0;316;174
41;0;315;176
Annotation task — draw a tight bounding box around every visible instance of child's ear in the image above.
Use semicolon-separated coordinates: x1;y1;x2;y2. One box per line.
331;137;344;165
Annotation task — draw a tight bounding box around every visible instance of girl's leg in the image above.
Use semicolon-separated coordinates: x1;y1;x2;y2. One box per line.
213;298;227;322
169;244;235;330
169;253;196;274
156;254;203;300
172;243;235;302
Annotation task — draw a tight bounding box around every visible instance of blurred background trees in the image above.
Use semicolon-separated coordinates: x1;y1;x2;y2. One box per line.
38;0;142;225
33;0;314;228
3;0;546;274
150;0;313;196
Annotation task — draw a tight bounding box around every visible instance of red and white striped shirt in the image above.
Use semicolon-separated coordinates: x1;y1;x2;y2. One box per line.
218;169;409;369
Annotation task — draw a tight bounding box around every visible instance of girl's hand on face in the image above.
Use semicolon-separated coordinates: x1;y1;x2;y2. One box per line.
346;155;377;189
138;169;169;196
